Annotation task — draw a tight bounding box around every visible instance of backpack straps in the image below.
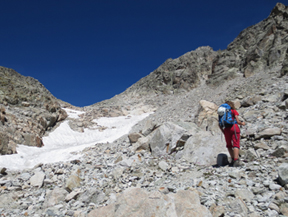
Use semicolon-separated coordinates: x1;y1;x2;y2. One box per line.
233;124;238;140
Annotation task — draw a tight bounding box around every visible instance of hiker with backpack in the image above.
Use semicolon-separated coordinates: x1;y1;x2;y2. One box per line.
218;101;245;167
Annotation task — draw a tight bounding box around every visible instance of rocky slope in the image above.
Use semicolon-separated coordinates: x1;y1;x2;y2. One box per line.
83;1;288;123
0;67;69;154
0;2;288;217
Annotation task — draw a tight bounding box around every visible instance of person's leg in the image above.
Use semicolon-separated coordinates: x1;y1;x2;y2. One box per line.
228;148;234;159
232;125;241;167
231;125;240;156
233;147;239;160
224;128;233;164
233;148;241;167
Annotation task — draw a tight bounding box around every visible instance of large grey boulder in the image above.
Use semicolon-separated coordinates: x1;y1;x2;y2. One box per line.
241;95;262;107
78;189;106;205
29;171;45;187
88;188;212;217
183;131;228;166
255;127;281;139
196;100;220;134
278;163;288;186
128;132;142;143
43;187;68;209
148;122;188;157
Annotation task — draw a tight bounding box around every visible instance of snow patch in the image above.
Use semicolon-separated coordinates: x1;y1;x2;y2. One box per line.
0;110;151;170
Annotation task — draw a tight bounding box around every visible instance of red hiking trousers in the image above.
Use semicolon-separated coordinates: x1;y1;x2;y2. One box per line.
223;124;240;149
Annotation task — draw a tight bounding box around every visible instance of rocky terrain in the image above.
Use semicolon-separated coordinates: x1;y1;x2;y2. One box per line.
0;67;70;154
0;2;288;217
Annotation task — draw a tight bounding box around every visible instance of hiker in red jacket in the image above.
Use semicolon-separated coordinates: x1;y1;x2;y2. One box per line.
219;101;245;167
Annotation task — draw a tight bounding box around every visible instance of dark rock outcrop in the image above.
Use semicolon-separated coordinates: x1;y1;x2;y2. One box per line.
0;67;68;154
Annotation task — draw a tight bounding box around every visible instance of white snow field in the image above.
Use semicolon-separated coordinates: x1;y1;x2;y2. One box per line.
0;108;151;170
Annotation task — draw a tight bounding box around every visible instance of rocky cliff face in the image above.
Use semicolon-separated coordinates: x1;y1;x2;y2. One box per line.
1;3;288;217
221;2;288;78
0;67;68;154
115;2;288;99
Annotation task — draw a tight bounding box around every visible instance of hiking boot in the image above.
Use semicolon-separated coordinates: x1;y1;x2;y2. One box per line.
229;159;234;167
233;159;242;167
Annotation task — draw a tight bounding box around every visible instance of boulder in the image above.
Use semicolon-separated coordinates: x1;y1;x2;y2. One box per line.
133;136;150;152
254;142;270;150
65;169;81;192
128;133;142;143
255;127;281;139
43;187;68;209
45;113;58;129
159;160;170;171
183;132;228;166
280;203;288;216
29;171;45;187
209;205;225;217
87;188;212;217
78;189;106;205
141;119;159;136
278;163;288;186
199;100;219;114
0;167;7;175
7;140;17;154
232;99;241;109
197;100;219;134
23;133;42;147
148;122;187;157
241;95;262;107
243;110;263;122
225;197;248;216
243;148;258;161
65;189;82;202
0;132;9;155
57;109;68;122
271;147;286;157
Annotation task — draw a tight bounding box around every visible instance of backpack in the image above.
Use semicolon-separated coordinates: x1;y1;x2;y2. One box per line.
217;103;237;128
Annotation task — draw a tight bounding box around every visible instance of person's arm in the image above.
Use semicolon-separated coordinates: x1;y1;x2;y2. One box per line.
235;115;245;126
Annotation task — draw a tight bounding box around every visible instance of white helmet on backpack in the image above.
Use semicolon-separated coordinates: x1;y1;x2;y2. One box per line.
217;106;226;116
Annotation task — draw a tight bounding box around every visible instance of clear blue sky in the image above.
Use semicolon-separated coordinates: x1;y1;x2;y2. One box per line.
0;0;281;107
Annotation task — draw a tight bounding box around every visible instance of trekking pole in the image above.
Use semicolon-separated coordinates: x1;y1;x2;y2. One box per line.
234;123;238;140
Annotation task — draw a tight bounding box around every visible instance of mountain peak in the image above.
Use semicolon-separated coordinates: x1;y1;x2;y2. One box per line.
270;2;288;17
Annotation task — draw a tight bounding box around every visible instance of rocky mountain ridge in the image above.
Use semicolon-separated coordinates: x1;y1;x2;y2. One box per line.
77;1;288;132
0;67;69;154
101;1;288;103
0;2;288;217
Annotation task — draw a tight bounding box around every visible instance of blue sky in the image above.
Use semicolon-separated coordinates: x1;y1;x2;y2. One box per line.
0;0;281;107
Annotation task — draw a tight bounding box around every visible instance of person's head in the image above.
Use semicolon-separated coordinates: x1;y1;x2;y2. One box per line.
225;101;236;110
